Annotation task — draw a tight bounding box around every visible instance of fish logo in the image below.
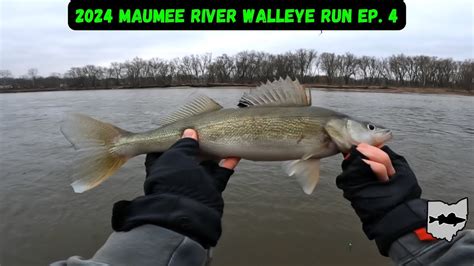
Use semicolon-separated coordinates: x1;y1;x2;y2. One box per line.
429;213;465;226
427;198;468;241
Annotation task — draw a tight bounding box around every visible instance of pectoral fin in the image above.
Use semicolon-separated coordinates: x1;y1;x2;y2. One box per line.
282;159;320;195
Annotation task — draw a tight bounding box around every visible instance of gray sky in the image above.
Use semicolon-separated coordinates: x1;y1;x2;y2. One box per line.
1;0;472;77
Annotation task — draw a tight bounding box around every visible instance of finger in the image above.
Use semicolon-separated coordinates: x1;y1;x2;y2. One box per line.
341;145;357;160
182;128;198;141
160;129;199;161
362;159;390;182
219;157;241;170
357;143;396;177
199;160;235;192
342;152;350;160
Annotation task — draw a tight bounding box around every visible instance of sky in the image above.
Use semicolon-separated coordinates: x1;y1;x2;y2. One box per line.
0;0;473;77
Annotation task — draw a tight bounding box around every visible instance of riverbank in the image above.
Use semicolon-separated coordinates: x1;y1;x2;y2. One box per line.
0;83;253;93
305;84;473;96
0;83;472;96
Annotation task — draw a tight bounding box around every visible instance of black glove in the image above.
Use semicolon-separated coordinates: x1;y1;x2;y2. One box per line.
336;146;427;256
112;138;235;248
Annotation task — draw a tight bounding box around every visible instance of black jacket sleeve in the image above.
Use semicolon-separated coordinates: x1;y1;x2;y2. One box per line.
50;224;210;266
389;229;474;265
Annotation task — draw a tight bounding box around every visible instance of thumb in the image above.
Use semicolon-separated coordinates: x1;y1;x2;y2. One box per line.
162;128;199;158
219;157;241;170
182;129;198;141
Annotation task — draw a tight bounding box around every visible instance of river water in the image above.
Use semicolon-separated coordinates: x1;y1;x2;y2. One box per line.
0;88;473;266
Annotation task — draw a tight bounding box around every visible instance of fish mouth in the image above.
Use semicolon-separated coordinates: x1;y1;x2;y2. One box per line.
377;129;393;145
382;129;393;139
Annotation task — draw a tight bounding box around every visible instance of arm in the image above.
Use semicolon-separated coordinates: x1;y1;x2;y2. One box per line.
389;229;474;265
336;144;473;265
52;225;209;266
52;129;240;266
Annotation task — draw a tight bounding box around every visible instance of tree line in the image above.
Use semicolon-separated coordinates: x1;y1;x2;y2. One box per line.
0;49;472;91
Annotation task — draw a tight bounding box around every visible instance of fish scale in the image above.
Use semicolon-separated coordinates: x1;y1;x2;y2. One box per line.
127;107;341;159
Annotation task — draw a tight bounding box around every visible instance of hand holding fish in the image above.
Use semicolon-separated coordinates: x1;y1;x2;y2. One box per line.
146;128;241;173
181;129;241;170
337;144;427;256
353;143;396;182
111;129;240;248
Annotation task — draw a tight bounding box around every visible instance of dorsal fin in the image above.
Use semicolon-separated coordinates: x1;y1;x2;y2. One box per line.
238;77;311;108
161;95;223;126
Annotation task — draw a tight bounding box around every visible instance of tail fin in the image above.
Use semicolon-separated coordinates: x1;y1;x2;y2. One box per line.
429;216;438;223
60;114;131;193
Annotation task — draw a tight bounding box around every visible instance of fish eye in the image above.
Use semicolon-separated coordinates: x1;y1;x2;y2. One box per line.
367;124;376;131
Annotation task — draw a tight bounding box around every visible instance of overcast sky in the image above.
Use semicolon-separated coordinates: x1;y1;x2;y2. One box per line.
0;0;472;76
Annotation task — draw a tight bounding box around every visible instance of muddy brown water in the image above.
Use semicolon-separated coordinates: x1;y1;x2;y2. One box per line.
1;88;473;265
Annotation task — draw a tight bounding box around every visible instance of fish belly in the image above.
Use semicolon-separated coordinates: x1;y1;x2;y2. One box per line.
199;140;336;161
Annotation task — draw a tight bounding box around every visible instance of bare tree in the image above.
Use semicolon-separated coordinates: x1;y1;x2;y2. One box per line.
179;54;213;82
65;67;86;87
256;53;276;81
251;52;269;81
413;56;434;87
234;51;258;82
27;68;39;87
293;49;318;82
433;58;456;88
405;56;419;86
389;54;410;86
176;56;194;83
357;56;379;84
338;52;357;85
0;69;13;79
0;69;13;86
124;57;147;87
208;54;235;83
319;52;338;84
83;65;104;88
198;53;212;81
377;58;394;85
168;59;177;81
455;60;473;91
42;73;63;88
110;62;125;86
273;52;297;79
147;58;173;85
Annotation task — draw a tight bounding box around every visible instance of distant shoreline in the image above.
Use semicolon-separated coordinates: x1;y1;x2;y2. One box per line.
305;84;473;96
0;83;472;96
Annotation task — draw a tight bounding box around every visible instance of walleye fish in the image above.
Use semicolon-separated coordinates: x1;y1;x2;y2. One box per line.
61;77;392;194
